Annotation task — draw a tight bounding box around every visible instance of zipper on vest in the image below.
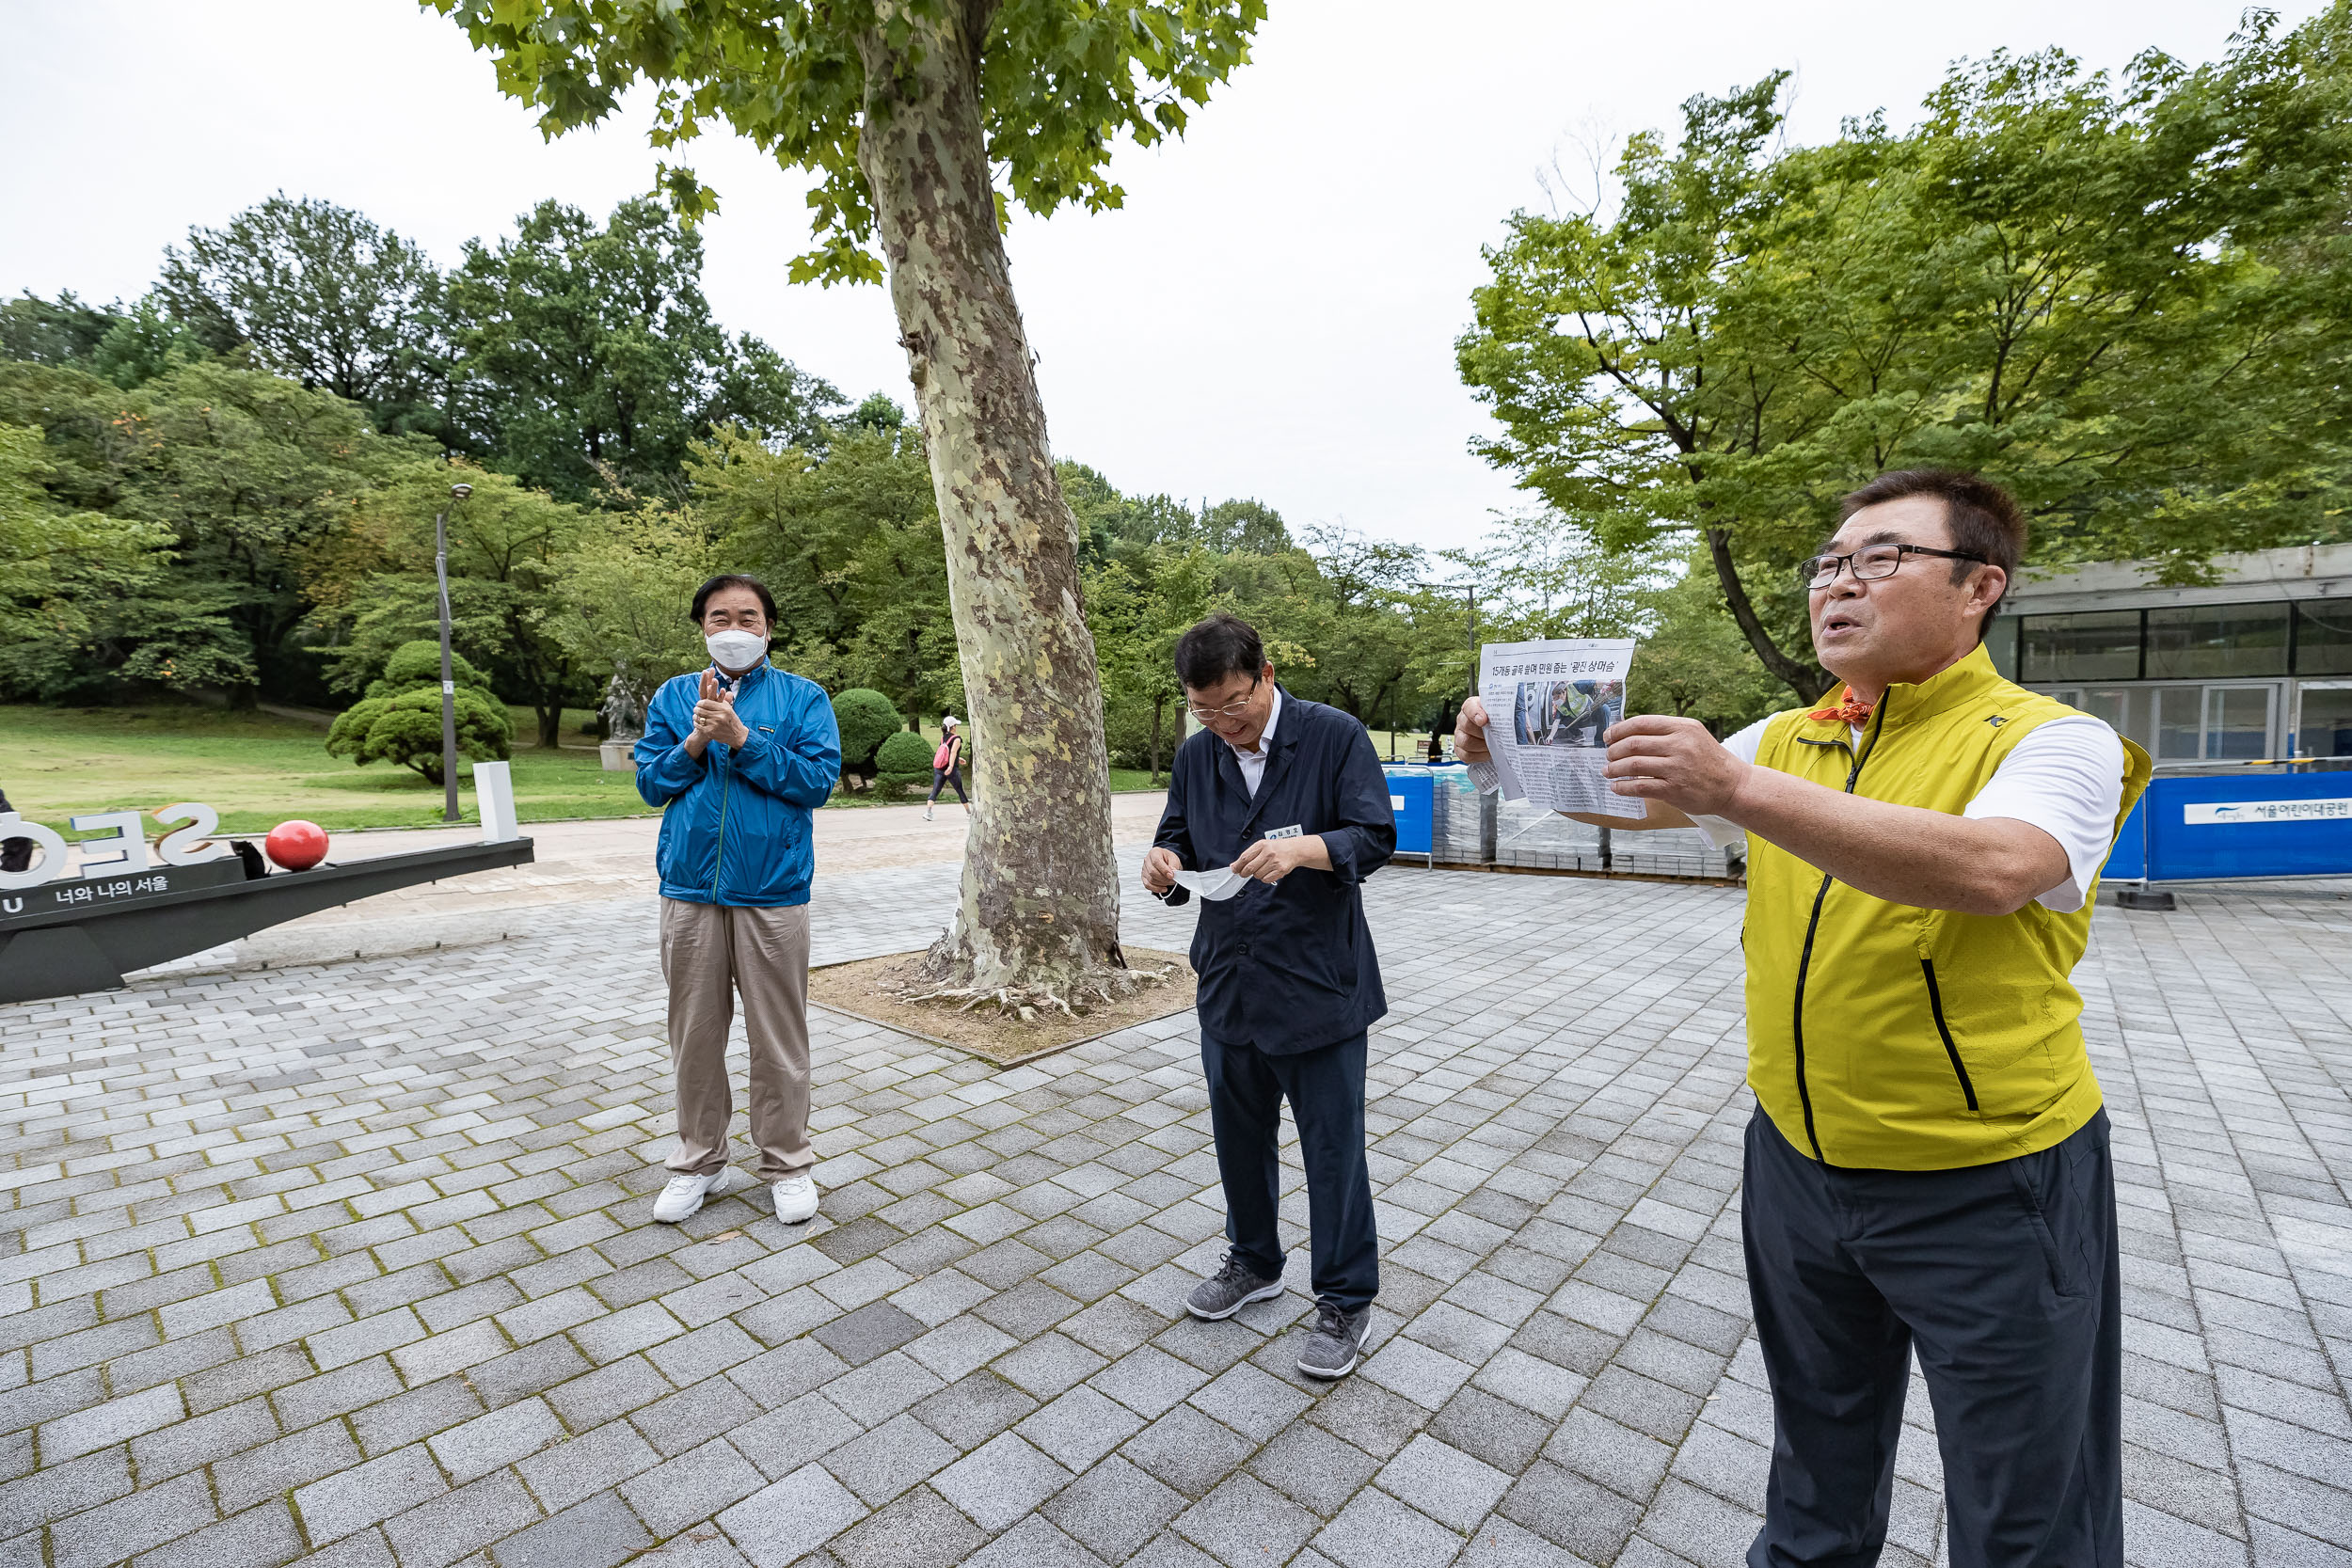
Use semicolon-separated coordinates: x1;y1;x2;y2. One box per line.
1918;958;1979;1111
1788;696;1890;1165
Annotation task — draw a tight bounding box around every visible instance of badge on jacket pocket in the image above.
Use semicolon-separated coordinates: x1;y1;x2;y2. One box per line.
1263;824;1303;840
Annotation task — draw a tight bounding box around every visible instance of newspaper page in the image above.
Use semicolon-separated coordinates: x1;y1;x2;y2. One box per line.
1476;638;1645;820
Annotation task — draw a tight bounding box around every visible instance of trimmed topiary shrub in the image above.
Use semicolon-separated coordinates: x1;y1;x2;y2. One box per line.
363;640;491;700
326;641;513;785
832;688;903;790
873;729;939;798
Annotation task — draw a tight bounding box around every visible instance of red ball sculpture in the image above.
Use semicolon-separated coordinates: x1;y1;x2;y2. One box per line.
263;819;329;872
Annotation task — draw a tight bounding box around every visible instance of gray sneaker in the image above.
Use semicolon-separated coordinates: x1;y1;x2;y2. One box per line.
1295;1301;1374;1378
1184;1252;1283;1321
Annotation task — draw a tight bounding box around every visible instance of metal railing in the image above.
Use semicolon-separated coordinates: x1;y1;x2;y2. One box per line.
1420;767;1743;882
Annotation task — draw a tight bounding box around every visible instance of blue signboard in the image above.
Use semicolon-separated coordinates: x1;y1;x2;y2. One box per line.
1383;768;1434;856
2139;773;2352;882
2101;797;2146;882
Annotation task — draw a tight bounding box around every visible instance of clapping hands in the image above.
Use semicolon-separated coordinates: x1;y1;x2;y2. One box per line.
692;671;750;750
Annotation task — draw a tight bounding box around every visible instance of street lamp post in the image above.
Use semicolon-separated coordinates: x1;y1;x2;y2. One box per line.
435;483;473;823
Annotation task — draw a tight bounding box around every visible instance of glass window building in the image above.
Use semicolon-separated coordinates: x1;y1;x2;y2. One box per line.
1992;544;2352;766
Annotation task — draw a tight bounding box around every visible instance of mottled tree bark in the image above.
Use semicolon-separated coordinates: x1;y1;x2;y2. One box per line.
854;3;1136;1012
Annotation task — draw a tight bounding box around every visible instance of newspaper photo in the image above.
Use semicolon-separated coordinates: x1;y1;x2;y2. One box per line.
1476;637;1645;820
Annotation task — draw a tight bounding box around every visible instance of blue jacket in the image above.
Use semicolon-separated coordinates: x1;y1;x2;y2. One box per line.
1153;690;1396;1053
634;662;841;907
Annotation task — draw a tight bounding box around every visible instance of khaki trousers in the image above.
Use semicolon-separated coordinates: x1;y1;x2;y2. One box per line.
659;898;813;1181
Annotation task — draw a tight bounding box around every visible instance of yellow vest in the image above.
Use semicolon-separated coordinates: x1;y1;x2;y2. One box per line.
1742;644;2151;1170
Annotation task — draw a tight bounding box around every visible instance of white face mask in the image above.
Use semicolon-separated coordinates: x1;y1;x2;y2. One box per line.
705;629;769;673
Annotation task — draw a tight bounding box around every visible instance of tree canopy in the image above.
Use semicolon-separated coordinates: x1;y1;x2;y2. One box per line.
424;0;1266;283
1458;8;2352;699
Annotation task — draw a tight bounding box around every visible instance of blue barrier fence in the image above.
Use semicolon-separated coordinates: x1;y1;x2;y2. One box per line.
1383;767;1435;856
2108;771;2352;883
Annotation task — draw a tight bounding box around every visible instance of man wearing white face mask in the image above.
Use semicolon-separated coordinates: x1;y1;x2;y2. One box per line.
634;575;843;1226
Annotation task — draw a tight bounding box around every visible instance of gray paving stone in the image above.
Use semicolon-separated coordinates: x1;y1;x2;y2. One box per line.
49;1470;212;1568
1189;1361;1314;1442
631;1377;762;1455
128;1394;278;1481
825;1351;947;1426
132;1500;305;1568
932;1431;1074;1531
1045;1454;1189;1562
294;1444;448;1545
716;1463;864;1568
484;1491;652;1568
1454;1515;1593;1568
1090;1345;1211;1419
620;1434;768;1536
730;1390;866;1481
826;1483;988;1568
1379;1434;1513;1533
515;1418;662;1512
1173;1471;1322;1566
1501;1460;1644;1562
1122;1404;1257;1500
813;1302;928;1368
824;1413;961;1505
215;1420;364;1514
1249;1420;1382;1518
998;1332;1111;1399
352;1375;486;1456
381;1470;542;1568
1430;1386;1554;1475
1018;1384;1148;1470
1311;1488;1468;1568
961;1513;1110;1568
40;1383;183;1461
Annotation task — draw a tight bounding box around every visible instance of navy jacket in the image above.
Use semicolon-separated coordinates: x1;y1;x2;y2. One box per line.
634;661;841;907
1153;690;1396;1053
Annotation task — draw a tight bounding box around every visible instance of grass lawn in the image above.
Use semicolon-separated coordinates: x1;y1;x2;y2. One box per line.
0;704;1164;836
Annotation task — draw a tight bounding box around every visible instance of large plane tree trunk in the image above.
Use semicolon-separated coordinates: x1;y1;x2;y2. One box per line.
853;4;1138;1016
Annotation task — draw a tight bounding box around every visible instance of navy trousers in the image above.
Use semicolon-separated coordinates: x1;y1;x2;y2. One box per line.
1200;1031;1379;1312
1742;1108;2122;1568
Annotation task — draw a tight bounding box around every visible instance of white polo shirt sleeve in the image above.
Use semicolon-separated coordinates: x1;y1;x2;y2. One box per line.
1687;712;2128;914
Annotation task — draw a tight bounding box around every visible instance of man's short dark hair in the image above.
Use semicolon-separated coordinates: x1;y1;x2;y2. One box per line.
1173;612;1266;691
1836;468;2027;641
690;574;778;626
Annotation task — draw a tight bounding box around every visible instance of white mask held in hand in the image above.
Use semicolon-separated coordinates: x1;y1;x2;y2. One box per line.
705;629;769;673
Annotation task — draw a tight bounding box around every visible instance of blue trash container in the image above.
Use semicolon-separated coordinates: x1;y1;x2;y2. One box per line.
1383;768;1434;857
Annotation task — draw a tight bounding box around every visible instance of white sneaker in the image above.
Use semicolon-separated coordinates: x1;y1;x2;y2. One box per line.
651;1169;730;1223
923;806;933;821
771;1173;819;1225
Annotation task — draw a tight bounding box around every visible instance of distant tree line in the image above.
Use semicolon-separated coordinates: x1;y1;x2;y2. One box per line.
8;191;1739;767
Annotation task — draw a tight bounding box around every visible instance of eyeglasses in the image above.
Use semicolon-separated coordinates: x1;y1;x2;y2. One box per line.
1185;678;1262;724
1800;542;1988;592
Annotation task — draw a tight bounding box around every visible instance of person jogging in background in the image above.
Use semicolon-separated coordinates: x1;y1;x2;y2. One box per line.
925;714;968;821
634;573;842;1227
1458;469;2150;1568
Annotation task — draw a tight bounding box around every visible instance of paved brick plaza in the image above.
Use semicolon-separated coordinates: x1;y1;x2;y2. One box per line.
3;851;2349;1567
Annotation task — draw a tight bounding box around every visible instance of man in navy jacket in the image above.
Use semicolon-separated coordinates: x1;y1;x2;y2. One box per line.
635;574;841;1228
1145;613;1397;1378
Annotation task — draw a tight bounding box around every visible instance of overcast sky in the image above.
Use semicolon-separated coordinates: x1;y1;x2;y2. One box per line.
2;1;2322;552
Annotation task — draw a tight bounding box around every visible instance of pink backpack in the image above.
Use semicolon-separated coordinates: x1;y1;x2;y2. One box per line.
933;737;956;769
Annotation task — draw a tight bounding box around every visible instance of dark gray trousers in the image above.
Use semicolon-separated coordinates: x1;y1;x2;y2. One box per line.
1200;1030;1379;1312
1742;1108;2122;1568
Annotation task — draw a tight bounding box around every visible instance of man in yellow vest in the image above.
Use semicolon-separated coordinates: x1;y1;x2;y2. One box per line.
1457;469;2150;1568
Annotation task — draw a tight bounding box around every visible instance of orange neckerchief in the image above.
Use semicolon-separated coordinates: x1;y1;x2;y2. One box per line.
1806;687;1876;727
